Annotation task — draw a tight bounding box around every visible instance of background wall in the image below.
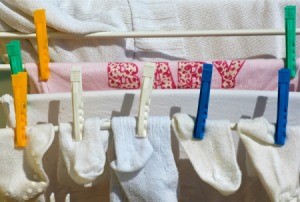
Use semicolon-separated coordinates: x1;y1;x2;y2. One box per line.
0;72;12;127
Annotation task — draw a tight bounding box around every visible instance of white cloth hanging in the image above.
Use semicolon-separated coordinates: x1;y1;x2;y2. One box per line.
1;89;300;201
0;0;300;63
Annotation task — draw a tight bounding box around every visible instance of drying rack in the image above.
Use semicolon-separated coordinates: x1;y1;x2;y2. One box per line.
0;28;299;71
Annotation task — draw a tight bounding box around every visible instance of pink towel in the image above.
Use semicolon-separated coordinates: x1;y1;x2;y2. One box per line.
26;59;300;94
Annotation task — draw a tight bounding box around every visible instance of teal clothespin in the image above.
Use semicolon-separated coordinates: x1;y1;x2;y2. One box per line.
285;5;297;78
6;40;24;74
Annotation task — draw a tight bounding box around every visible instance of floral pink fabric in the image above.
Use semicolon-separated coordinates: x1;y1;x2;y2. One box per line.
25;59;300;94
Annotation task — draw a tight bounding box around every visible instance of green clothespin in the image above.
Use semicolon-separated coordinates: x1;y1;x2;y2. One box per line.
285;6;297;78
6;40;23;74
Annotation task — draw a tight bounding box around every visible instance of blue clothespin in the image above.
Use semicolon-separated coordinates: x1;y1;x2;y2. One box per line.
275;68;290;145
193;64;213;140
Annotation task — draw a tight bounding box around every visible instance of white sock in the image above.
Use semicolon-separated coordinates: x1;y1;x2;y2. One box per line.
0;124;54;201
237;117;300;202
0;94;15;128
111;116;178;202
172;113;242;196
58;117;109;186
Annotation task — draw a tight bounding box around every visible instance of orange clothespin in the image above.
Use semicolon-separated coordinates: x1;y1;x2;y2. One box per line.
33;9;50;81
6;40;28;148
11;72;28;147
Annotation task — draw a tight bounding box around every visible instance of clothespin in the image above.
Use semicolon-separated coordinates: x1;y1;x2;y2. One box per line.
275;68;290;145
6;40;23;74
11;72;28;147
137;63;156;138
285;5;297;78
71;66;84;141
6;41;27;147
34;9;50;81
193;64;213;140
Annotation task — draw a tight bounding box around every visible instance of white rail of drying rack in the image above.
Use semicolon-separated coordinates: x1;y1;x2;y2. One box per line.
0;28;299;71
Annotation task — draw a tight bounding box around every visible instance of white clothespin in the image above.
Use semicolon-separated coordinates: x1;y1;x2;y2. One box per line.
137;63;156;138
50;193;70;202
71;66;84;141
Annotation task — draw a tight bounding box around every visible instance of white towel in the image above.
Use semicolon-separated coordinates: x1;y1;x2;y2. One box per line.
0;0;133;63
1;0;300;63
0;124;54;201
58;117;109;187
172;113;242;196
110;116;178;202
237;117;300;202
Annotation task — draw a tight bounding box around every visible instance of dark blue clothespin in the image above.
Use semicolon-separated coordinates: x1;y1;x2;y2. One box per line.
193;64;213;140
275;68;290;145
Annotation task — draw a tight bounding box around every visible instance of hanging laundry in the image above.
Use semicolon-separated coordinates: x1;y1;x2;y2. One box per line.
172;113;242;196
0;124;54;201
110;116;178;202
237;117;300;202
58;118;109;187
25;59;300;94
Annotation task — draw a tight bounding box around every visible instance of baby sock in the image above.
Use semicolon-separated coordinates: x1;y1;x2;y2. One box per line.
0;124;54;201
172;113;242;196
110;116;178;202
237;117;300;202
58;117;109;186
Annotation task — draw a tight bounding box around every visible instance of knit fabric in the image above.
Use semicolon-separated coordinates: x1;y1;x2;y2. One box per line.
25;59;300;94
1;1;300;62
172;113;242;196
0;0;133;63
110;116;178;202
0;124;54;201
58;117;109;187
237;117;300;202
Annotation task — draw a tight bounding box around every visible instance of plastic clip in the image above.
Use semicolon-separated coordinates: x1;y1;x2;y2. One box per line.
6;40;23;74
34;9;50;81
137;63;156;138
11;72;28;147
285;5;296;78
71;66;84;141
275;68;290;145
193;64;213;140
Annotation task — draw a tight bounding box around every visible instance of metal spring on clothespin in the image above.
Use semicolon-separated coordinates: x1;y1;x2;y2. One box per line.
137;63;156;138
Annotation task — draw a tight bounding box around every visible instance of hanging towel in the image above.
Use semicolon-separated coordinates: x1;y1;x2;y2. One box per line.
58;117;109;187
172;113;242;196
237;117;300;202
1;1;300;62
110;116;178;202
25;59;300;94
0;124;54;201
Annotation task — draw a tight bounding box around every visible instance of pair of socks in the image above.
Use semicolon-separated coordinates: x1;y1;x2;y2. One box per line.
171;113;242;196
237;117;300;202
58;117;109;187
0;124;54;201
110;116;179;202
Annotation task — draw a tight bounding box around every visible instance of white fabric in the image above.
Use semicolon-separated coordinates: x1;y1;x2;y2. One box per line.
238;117;300;202
172;113;242;196
1;89;300;201
58;117;109;186
0;0;133;63
110;116;178;202
0;94;15;128
0;124;54;201
1;0;300;63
